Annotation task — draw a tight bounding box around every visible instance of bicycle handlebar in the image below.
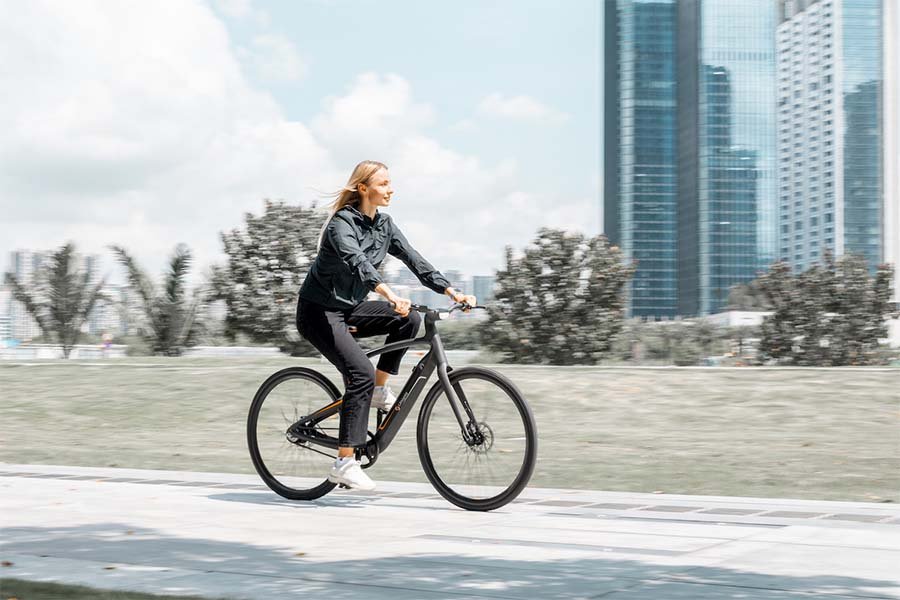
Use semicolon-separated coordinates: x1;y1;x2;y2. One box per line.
388;300;486;314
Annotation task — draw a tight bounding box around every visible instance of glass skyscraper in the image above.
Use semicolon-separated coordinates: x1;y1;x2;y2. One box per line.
604;0;679;318
677;0;777;316
776;0;894;276
606;0;777;317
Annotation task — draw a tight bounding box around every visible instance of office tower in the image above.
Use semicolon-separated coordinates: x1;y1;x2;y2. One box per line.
0;285;11;343
604;0;679;318
472;275;496;304
886;0;899;301
606;0;777;317
444;270;466;294
7;250;46;340
776;0;897;284
677;0;777;315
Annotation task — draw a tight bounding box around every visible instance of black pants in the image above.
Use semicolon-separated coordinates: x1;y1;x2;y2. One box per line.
296;298;422;448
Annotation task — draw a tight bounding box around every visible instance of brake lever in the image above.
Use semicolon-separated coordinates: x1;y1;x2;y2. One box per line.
450;302;484;314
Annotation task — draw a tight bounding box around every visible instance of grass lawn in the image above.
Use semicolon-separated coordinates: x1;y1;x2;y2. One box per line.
0;578;223;600
1;357;898;502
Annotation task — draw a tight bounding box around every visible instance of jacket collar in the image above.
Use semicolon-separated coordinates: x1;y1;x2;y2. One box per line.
339;205;385;229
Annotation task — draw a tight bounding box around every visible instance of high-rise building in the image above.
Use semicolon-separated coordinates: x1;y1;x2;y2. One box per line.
472;275;496;304
443;270;467;294
7;250;46;340
0;285;12;343
604;0;679;318
776;0;897;282
677;0;777;315
885;0;899;302
605;0;777;316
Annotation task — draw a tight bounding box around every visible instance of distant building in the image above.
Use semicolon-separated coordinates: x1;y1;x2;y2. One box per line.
605;0;679;318
676;0;777;316
0;285;11;343
605;0;777;317
472;275;496;304
776;0;898;289
443;270;467;294
6;250;47;340
885;0;899;302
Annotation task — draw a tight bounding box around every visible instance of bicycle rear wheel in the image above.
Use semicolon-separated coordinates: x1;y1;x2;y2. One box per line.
247;366;341;500
417;366;537;511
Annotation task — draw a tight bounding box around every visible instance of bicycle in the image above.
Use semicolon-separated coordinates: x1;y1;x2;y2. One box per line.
247;302;537;511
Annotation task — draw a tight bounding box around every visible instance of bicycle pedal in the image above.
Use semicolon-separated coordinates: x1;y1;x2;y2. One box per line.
338;483;351;489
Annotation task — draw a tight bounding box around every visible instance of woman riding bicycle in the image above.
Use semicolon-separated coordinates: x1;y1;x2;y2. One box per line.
297;160;476;491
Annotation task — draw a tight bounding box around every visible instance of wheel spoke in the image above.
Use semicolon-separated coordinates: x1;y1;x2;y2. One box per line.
248;369;343;500
419;368;536;510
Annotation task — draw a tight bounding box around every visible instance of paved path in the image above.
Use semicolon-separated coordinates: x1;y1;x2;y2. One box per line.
2;463;899;599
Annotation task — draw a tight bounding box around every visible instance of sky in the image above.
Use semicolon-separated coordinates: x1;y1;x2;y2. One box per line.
0;0;602;285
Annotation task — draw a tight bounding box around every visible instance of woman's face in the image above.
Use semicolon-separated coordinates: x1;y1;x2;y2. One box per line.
360;168;393;208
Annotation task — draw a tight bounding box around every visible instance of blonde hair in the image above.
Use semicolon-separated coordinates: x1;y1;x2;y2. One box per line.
316;160;388;251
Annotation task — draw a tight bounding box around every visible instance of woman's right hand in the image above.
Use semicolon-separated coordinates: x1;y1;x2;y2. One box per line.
389;296;412;317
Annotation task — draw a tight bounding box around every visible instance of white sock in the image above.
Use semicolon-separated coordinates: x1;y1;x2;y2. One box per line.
336;455;355;465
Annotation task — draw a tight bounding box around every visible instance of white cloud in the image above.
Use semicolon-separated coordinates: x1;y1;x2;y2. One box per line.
448;118;479;133
311;72;435;165
0;0;337;282
213;0;252;19
0;3;592;288
477;92;569;123
212;0;269;26
245;34;308;83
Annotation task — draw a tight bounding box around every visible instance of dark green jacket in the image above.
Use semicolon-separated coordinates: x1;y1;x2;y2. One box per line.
299;205;451;310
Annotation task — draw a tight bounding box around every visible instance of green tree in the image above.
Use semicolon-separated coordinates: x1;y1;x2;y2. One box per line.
110;243;203;356
727;279;771;311
757;253;896;365
3;243;106;358
481;229;635;365
209;200;322;355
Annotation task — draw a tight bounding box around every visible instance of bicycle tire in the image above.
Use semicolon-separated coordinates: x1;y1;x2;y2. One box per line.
247;366;341;500
417;366;537;511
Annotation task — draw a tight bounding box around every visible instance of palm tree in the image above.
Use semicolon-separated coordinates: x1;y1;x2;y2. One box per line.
3;243;106;358
110;243;202;356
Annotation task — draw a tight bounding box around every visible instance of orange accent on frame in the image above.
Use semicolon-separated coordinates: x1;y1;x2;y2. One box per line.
315;397;343;415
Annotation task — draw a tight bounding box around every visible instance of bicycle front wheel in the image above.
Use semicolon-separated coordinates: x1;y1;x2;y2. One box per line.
417;366;537;511
247;366;341;500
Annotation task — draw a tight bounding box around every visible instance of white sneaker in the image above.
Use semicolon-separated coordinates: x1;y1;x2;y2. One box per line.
370;385;398;412
328;456;376;491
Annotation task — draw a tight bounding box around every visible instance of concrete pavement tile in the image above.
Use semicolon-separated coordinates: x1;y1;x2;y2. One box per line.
584;503;649;510
738;524;900;551
154;570;516;600
529;500;596;507
461;524;731;554
760;511;830;519
642;505;705;513
824;514;894;523
697;508;765;516
666;543;900;597
600;579;884;599
156;557;647;600
0;553;194;592
499;512;776;542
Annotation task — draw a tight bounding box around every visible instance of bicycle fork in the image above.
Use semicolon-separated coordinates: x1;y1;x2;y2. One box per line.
432;336;483;446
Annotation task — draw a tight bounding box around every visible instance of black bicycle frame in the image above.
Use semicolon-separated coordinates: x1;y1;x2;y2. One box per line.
295;307;479;459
